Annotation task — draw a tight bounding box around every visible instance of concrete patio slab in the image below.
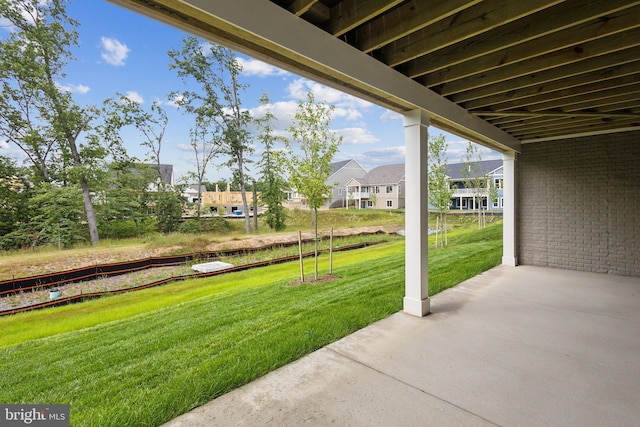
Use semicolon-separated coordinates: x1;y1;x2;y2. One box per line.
164;265;640;427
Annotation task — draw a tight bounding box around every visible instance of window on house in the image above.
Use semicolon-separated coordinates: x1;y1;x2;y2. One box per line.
386;200;393;207
492;199;499;208
386;185;393;193
367;200;373;207
338;187;342;195
374;186;380;193
500;198;504;208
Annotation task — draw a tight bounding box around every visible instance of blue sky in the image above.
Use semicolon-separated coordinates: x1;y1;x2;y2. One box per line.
1;0;500;183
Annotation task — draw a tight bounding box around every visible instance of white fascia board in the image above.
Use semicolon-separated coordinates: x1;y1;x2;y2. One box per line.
108;0;520;153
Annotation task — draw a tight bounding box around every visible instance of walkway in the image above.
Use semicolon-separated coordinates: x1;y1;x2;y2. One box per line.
164;265;640;426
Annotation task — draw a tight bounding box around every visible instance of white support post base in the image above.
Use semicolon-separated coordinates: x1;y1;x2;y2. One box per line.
403;297;431;317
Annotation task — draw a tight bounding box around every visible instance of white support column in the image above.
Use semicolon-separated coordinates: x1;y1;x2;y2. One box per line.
403;109;430;317
502;151;518;266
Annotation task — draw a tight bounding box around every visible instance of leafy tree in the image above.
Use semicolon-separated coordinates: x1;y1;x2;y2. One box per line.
0;156;31;244
28;183;86;249
285;93;342;280
0;0;101;244
428;133;453;247
255;94;288;231
461;141;485;228
169;37;253;232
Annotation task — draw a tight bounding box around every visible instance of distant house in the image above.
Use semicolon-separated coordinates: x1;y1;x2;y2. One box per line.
182;184;207;204
201;184;260;216
447;159;503;211
345;163;405;209
283;159;367;209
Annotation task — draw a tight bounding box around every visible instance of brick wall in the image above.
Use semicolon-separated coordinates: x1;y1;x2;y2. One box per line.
517;131;640;276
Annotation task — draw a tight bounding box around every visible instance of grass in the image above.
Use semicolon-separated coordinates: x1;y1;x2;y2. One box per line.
0;219;501;427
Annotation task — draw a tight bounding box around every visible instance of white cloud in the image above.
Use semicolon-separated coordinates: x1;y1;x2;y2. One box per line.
334;107;362;121
380;110;402;121
176;143;192;152
286;78;372;109
55;82;90;94
249;100;298;135
336;127;379;145
100;37;130;66
0;140;9;150
124;91;144;104
445;140;502;164
237;57;289;77
162;94;184;108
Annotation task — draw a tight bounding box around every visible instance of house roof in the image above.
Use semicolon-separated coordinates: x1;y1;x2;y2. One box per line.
185;184;206;193
158;164;173;184
352;164;405;186
446;159;503;180
329;159;351;175
110;1;640;152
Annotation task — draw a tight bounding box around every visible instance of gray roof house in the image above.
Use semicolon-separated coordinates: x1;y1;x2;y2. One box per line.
446;159;504;211
325;159;367;208
283;159;366;209
345;164;405;209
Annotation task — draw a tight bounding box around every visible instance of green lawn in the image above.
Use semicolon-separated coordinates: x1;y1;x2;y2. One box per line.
0;221;502;427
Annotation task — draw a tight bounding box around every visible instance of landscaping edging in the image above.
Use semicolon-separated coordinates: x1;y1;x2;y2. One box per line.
0;240;385;317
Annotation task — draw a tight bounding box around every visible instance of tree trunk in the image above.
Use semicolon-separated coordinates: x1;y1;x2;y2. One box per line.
314;208;319;280
79;175;100;245
252;181;258;233
68;135;99;245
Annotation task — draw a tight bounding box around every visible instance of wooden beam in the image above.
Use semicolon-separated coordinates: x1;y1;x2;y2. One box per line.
462;60;640;110
354;0;479;53
381;0;562;67
325;0;403;37
419;5;640;85
447;49;638;103
403;0;639;79
473;110;640;118
523;84;640;112
287;0;320;17
436;27;640;96
514;119;640;140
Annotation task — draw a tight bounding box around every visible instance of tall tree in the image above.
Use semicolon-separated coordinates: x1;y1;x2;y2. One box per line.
0;0;101;244
185;116;218;220
103;95;168;183
168;37;254;232
255;94;287;232
428;133;453;247
286;93;342;280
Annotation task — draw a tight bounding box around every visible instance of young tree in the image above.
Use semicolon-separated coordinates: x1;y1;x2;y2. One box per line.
185;116;219;221
0;0;101;244
286;93;342;280
169;37;254;232
255;94;288;232
428;133;453;247
461;141;485;228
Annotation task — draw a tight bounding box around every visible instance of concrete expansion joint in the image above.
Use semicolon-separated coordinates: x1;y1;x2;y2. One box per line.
325;346;501;426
